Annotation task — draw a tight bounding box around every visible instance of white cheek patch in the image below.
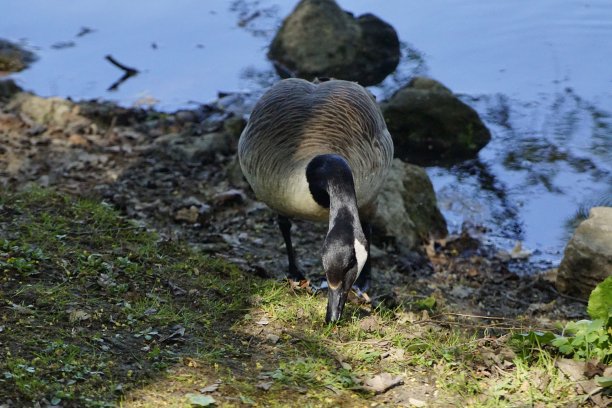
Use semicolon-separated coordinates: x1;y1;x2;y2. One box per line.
354;239;368;278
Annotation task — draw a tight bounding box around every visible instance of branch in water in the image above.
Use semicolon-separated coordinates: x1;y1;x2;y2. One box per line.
105;55;139;91
105;55;138;75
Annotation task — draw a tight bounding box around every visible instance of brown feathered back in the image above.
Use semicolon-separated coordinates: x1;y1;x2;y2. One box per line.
238;78;393;221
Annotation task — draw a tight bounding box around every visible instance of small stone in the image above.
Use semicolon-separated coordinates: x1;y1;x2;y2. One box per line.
408;398;426;407
68;134;89;146
199;382;220;393
174;206;199;223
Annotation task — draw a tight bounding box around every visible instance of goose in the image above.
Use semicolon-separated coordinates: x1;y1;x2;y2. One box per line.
238;78;393;323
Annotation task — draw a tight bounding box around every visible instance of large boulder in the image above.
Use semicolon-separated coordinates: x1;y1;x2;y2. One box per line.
0;39;37;73
556;207;612;299
373;159;447;253
381;77;491;165
268;0;400;86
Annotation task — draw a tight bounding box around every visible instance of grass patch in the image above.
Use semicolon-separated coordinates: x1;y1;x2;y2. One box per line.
0;187;586;407
0;187;257;406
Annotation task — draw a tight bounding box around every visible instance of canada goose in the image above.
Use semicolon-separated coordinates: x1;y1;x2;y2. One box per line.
238;78;393;323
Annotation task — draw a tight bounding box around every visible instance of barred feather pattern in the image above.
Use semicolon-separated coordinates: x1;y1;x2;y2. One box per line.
238;78;394;221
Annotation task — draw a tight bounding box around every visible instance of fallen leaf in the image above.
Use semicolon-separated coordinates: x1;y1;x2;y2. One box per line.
186;393;216;406
256;381;273;391
266;333;280;344
167;280;187;296
362;373;403;394
556;359;586;382
288;278;311;292
596;376;612;388
585;361;606;378
199;382;220;393
69;309;91;322
159;325;186;343
359;315;380;332
408;397;426;407
510;241;531;259
449;285;474;299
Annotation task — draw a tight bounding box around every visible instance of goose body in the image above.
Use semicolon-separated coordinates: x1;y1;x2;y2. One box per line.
238;78;393;322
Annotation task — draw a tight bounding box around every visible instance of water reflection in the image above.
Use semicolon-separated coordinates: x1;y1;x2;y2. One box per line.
370;41;429;100
435;87;612;263
230;0;281;38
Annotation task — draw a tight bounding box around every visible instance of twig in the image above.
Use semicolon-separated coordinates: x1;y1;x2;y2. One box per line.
103;116;117;139
105;55;138;75
105;54;139;91
543;284;588;304
438;312;511;320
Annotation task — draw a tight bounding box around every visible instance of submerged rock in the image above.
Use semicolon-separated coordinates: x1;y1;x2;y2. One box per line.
373;159;447;253
556;207;612;299
381;77;491;165
268;0;400;86
0;39;37;73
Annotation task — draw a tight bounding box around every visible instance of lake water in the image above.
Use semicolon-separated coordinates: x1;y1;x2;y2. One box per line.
3;0;612;270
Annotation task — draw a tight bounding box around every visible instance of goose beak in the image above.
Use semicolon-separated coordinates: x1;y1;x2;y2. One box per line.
325;286;347;324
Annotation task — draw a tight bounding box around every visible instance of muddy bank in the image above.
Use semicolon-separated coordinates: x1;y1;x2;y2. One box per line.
0;84;587;322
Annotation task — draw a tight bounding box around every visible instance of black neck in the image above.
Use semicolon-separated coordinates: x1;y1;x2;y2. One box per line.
305;154;358;217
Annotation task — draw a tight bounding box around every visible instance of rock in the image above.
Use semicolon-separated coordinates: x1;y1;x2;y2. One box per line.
556;207;612;299
174;206;200;224
268;0;399;86
7;92;90;131
155;131;236;163
0;39;37;73
373;159;447;253
223;115;247;139
0;79;22;101
381;77;491;165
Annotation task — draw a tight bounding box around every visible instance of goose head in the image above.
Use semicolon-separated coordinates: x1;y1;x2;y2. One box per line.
321;208;368;323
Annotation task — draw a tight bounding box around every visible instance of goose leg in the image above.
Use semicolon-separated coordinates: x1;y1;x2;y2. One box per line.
354;220;371;292
277;214;305;281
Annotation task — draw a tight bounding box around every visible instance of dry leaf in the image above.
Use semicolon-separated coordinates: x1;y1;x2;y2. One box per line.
199;382;220;393
359;315;381;332
556;359;586;382
255;317;269;326
266;333;280;344
256;381;273;391
408;398;426;407
362;373;403;394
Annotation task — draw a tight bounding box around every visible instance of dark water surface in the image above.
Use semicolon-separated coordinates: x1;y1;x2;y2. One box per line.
4;0;612;270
